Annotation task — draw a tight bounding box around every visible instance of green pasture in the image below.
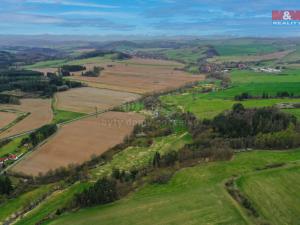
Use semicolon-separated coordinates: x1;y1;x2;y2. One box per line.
47;149;300;225
237;165;300;225
0;184;54;223
52;109;86;124
15;182;90;225
214;43;282;56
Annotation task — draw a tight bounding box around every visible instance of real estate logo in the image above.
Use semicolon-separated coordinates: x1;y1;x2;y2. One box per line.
272;10;300;25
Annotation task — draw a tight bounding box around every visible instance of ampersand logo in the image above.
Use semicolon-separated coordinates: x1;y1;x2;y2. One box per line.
282;11;292;20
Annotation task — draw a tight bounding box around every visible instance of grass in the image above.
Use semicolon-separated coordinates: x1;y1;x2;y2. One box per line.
46;149;300;225
11;133;190;224
52;109;86;124
0;135;28;158
91;132;191;179
237;165;300;225
25;59;67;69
208;69;300;99
15;182;90;225
25;54;116;69
214;44;281;56
0;184;53;223
283;108;300;120
161;95;300;119
161;68;300;119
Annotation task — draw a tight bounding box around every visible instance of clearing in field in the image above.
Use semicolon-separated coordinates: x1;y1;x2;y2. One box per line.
0;99;52;139
68;57;204;94
0;111;18;130
55;87;141;114
11;112;144;176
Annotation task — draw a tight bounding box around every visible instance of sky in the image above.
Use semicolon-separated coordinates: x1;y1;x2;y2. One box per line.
0;0;300;37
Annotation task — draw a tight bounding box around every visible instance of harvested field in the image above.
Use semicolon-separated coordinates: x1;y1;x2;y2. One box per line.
70;58;204;94
0;111;18;129
11;112;144;176
0;99;52;139
55;87;141;114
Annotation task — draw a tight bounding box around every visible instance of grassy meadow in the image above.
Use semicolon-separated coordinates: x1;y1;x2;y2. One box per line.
14;182;91;225
161;68;300;119
0;184;54;223
52;109;86;124
214;43;282;56
237;166;300;225
46;149;300;225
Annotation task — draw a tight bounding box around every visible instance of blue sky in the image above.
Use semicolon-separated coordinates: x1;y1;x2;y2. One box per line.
0;0;300;37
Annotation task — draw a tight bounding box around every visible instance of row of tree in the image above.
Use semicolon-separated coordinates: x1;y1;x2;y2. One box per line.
235;91;298;101
21;124;57;147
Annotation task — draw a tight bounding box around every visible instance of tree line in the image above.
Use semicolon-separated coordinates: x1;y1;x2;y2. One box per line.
0;69;83;99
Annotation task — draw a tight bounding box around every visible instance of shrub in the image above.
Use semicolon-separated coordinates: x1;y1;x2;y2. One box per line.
150;171;173;184
0;175;13;195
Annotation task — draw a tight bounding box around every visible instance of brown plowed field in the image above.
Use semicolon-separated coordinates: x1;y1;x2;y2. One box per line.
0;111;18;129
70;58;205;94
0;99;52;139
11;112;144;176
55;87;141;114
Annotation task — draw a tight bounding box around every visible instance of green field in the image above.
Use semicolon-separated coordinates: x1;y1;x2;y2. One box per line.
209;69;300;99
52;109;86;124
25;54;116;69
237;166;300;225
161;96;300;119
0;184;53;223
214;43;282;56
283;108;300;120
15;182;90;225
0;135;28;158
161;68;300;119
46;149;300;225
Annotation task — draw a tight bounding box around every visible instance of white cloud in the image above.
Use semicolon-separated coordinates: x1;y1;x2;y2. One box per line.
60;11;137;18
0;13;63;24
26;0;118;9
